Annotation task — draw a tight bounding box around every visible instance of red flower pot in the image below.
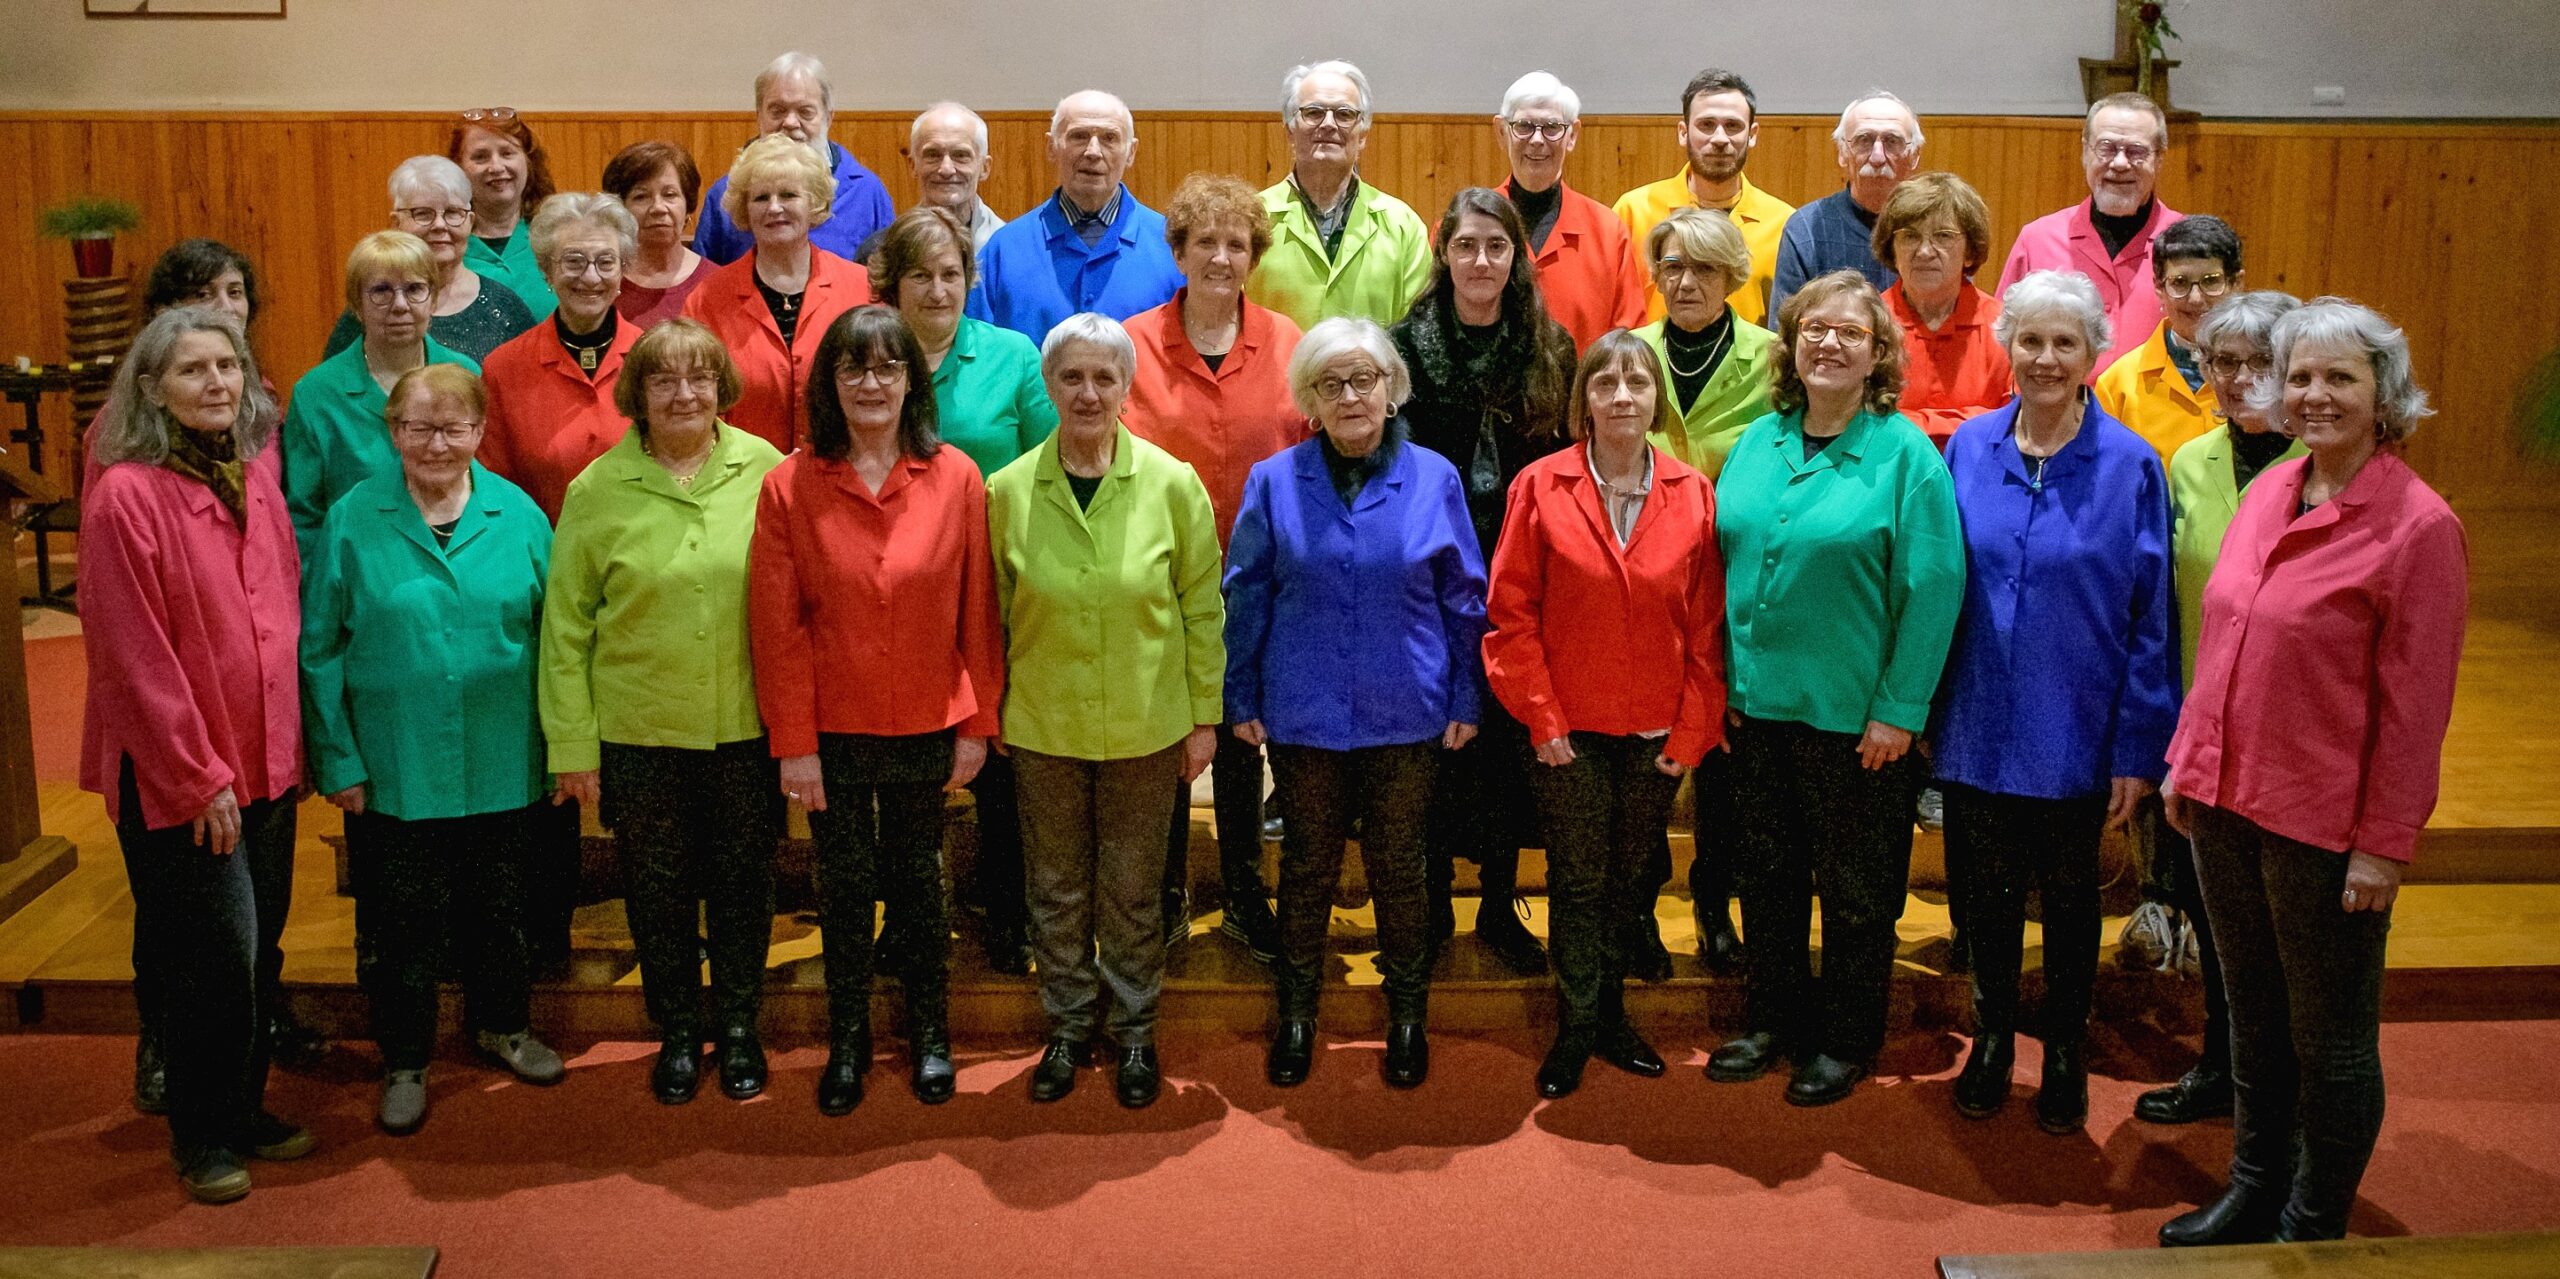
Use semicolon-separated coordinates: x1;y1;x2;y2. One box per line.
70;236;114;278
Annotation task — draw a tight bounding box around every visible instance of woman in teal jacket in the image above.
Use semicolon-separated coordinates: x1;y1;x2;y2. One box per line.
300;364;562;1136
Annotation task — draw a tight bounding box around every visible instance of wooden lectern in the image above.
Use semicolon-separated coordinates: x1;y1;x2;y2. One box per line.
0;441;79;922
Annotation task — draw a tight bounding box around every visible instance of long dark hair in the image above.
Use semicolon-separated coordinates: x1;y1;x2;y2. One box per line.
1407;187;1572;436
805;305;940;462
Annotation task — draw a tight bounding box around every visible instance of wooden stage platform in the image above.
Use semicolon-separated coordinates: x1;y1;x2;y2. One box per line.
5;507;2559;1044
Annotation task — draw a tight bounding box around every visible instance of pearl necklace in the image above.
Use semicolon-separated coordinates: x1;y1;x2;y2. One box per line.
1662;319;1733;379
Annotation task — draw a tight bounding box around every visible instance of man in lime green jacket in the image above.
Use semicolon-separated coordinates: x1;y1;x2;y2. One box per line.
1245;60;1433;330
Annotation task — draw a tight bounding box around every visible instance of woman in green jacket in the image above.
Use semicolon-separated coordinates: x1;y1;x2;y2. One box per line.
302;364;562;1135
988;313;1224;1111
539;318;786;1107
1633;208;1780;481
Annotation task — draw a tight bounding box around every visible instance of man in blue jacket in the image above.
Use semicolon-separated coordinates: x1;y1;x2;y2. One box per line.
693;51;895;265
970;90;1184;344
1768;89;1923;319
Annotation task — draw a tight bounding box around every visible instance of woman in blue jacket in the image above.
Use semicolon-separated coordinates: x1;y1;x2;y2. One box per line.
1932;269;2180;1132
1224;317;1487;1090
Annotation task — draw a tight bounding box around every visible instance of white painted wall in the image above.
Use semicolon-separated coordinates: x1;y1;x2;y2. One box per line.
2;0;2553;117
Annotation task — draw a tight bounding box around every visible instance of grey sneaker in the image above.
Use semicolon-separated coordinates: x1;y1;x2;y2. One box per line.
177;1145;251;1204
1915;786;1946;833
379;1068;428;1134
475;1029;566;1085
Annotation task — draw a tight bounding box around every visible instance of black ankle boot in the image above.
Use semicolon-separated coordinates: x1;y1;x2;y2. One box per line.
1706;1031;1788;1083
1694;897;1744;973
1537;1029;1594;1098
1383;1024;1428;1089
1267;1019;1316;1087
2134;1065;2233;1124
909;1016;955;1105
2159;1180;2283;1248
1953;1032;2015;1119
2034;1039;2089;1134
134;1023;169;1116
715;1023;766;1100
817;1025;869;1117
652;1036;702;1105
1623;914;1675;982
1474;853;1548;976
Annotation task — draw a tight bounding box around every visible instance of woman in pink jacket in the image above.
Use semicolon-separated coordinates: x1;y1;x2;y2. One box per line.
81;307;313;1205
2159;298;2468;1247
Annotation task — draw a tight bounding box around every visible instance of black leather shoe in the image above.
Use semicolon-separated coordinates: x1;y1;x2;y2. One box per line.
1115;1044;1161;1108
1953;1032;2015;1119
1475;897;1549;976
2272;1211;2348;1244
1785;1053;1867;1107
1382;1024;1428;1089
2159;1181;2283;1248
1596;1023;1666;1078
1706;1031;1788;1083
715;1025;766;1100
816;1054;866;1117
1266;1019;1316;1087
1625;918;1674;982
1536;1030;1594;1098
651;1038;702;1105
1028;1037;1085;1102
982;917;1033;976
2134;1066;2234;1125
1695;901;1745;974
2034;1040;2089;1134
265;1010;329;1071
910;1030;956;1106
134;1026;169;1116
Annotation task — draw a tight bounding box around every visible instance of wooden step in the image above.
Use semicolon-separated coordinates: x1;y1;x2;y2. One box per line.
1939;1228;2560;1278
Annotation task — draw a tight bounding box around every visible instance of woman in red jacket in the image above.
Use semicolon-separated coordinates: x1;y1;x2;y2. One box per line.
83;307;314;1203
2159;298;2468;1247
747;306;1003;1115
1483;329;1728;1098
683;133;873;452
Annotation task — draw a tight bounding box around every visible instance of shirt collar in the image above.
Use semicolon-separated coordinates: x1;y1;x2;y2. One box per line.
1056;186;1123;232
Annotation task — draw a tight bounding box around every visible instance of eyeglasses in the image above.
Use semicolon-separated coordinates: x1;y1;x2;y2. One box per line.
2090;139;2157;165
834;360;908;387
644;372;720;395
1797;322;1875;349
554;253;622;278
2164;273;2231;300
1444;235;1514;264
1654;259;1721;283
1892;227;1967;254
363;281;433;308
460;106;518;123
1294;105;1364;128
1315;369;1384;401
393;419;482;444
398;206;472;228
2206;353;2275;377
1845;131;1913;156
1506;119;1571;142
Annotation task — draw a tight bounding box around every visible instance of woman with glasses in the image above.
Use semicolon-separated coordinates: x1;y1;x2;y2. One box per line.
451;106;560;318
747;306;1003;1114
479;194;642;522
2099;216;2248;465
302;364;564;1135
541;319;787;1106
1393;187;1578;977
322;157;537;366
1706;269;1964;1108
285;231;481;557
1874;172;2011;448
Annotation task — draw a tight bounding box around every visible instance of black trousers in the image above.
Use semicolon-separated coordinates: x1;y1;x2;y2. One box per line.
1730;715;1916;1063
1269;740;1437;1024
2190;802;2392;1239
600;739;781;1039
1643;748;1740;926
525;796;583;972
966;750;1023;930
2151;802;2232;1071
114;757;295;1154
1163;721;1269;911
1942;782;2106;1044
1527;733;1684;1032
1427;693;1536;910
807;730;953;1039
347;803;538;1070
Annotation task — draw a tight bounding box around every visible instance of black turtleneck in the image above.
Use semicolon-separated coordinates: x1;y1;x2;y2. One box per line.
1509;182;1564;253
2230;425;2294;490
2092;198;2155;259
556;307;618;378
1320;424;1399;506
1661;311;1736;412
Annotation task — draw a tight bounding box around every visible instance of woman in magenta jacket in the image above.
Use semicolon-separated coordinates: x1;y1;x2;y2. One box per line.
82;307;313;1204
2159;298;2468;1248
1483;328;1728;1100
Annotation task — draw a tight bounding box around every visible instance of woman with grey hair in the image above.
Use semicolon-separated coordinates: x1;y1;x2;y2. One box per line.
1224;317;1485;1089
82;307;314;1203
2136;290;2305;1130
986;313;1225;1109
326;155;537;364
2160;298;2468;1247
479;193;643;521
1934;267;2179;1132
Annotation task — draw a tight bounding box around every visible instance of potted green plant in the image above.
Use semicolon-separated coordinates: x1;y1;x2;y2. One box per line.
38;195;144;277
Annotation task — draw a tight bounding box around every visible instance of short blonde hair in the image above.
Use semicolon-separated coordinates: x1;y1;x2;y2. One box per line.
343;230;436;312
1870;171;1991;273
615;317;745;432
1566;329;1683;441
1645;208;1751;287
384;363;486;431
530;192;639;269
1287;317;1410;416
719;132;835;230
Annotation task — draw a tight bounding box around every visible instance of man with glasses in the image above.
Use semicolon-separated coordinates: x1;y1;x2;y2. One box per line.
2098;214;2247;463
692;51;895;266
1997;92;2185;372
1613;67;1794;326
1245;60;1433;329
973;90;1183;342
1493;71;1643;350
1768;90;1924;320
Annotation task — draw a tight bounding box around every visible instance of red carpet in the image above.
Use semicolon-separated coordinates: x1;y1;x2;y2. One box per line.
3;1022;2558;1276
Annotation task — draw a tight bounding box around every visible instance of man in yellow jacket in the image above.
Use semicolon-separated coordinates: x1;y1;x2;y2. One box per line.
1613;67;1794;327
1246;59;1433;330
2097;214;2247;464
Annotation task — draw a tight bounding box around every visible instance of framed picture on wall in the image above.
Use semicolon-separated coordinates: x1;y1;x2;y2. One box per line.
86;0;286;16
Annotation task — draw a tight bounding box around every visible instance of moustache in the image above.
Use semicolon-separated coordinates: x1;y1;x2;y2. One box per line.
1857;162;1898;179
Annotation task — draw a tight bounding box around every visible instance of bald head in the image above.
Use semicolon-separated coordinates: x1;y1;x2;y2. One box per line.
1048;90;1137;213
910;102;992;216
1832;90;1923;212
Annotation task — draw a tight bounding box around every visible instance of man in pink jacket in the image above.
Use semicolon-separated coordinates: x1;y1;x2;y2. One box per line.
1996;92;2182;373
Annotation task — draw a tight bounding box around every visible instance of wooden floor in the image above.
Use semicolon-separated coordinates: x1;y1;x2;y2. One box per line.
6;505;2559;1039
1939;1228;2560;1278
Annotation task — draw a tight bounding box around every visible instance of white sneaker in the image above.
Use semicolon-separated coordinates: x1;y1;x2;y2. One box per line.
474;1030;567;1085
2119;901;2177;970
379;1069;427;1134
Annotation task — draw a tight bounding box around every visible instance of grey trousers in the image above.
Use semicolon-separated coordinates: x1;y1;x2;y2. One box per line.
1015;743;1182;1047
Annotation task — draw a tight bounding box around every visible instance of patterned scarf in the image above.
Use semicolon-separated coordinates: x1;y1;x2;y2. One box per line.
165;427;246;525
